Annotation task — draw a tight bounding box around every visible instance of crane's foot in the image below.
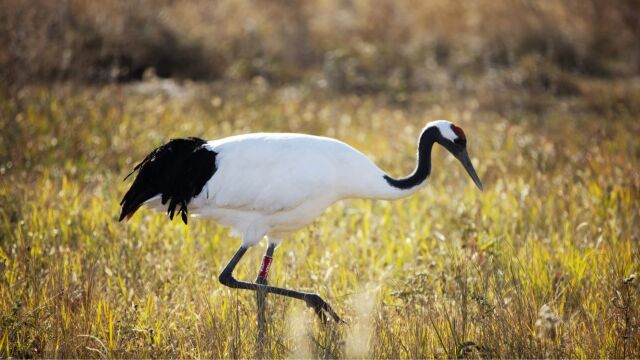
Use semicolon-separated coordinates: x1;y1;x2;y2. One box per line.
304;293;343;323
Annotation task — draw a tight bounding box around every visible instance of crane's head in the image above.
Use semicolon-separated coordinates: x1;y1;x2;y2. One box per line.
427;120;483;191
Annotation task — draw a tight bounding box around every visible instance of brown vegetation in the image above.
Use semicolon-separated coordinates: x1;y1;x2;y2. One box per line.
1;0;639;87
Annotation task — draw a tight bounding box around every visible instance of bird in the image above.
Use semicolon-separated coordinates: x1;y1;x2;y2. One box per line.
119;120;483;322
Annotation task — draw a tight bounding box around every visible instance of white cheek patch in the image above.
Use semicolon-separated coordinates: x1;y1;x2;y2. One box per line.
427;120;458;142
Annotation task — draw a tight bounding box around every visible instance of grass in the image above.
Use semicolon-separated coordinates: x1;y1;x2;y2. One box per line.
0;80;639;358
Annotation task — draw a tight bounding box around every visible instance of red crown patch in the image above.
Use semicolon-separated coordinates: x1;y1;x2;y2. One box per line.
451;124;466;140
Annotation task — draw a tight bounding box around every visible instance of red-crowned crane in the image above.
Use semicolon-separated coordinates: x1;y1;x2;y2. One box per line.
119;120;483;322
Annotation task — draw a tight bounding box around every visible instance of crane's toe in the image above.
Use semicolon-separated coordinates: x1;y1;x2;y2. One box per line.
304;293;343;323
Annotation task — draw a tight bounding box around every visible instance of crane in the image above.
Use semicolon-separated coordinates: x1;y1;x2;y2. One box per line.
119;120;483;322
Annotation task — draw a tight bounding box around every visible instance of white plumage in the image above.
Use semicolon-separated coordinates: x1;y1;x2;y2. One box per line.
191;133;412;244
120;120;482;322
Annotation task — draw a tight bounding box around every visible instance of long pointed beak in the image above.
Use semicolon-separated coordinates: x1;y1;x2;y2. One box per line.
456;149;483;191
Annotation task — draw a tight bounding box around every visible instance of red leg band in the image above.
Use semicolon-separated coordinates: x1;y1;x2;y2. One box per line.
257;255;273;279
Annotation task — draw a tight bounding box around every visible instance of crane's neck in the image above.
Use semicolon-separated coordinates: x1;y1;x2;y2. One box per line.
361;126;438;200
341;127;441;200
383;126;438;191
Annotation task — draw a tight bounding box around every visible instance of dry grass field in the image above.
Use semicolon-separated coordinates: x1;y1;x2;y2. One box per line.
1;0;640;358
1;79;638;358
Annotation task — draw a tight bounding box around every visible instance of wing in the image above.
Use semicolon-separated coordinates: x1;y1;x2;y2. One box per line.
119;137;217;223
195;136;341;214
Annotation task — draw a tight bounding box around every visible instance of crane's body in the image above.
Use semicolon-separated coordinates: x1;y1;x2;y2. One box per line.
119;120;483;322
145;133;413;245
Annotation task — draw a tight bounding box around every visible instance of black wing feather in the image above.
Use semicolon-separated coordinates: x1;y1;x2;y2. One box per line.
119;137;217;224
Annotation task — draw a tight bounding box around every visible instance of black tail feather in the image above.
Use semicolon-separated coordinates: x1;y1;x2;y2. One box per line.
119;137;217;224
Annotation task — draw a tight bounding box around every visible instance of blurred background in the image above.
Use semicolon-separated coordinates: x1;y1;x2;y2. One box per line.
2;0;639;90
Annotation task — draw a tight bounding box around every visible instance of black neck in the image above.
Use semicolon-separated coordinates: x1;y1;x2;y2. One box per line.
383;127;438;190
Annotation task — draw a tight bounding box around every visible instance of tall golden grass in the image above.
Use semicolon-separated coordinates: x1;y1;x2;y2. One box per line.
1;80;638;357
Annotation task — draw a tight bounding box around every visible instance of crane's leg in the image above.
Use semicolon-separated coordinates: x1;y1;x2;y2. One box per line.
219;245;342;322
255;243;275;348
